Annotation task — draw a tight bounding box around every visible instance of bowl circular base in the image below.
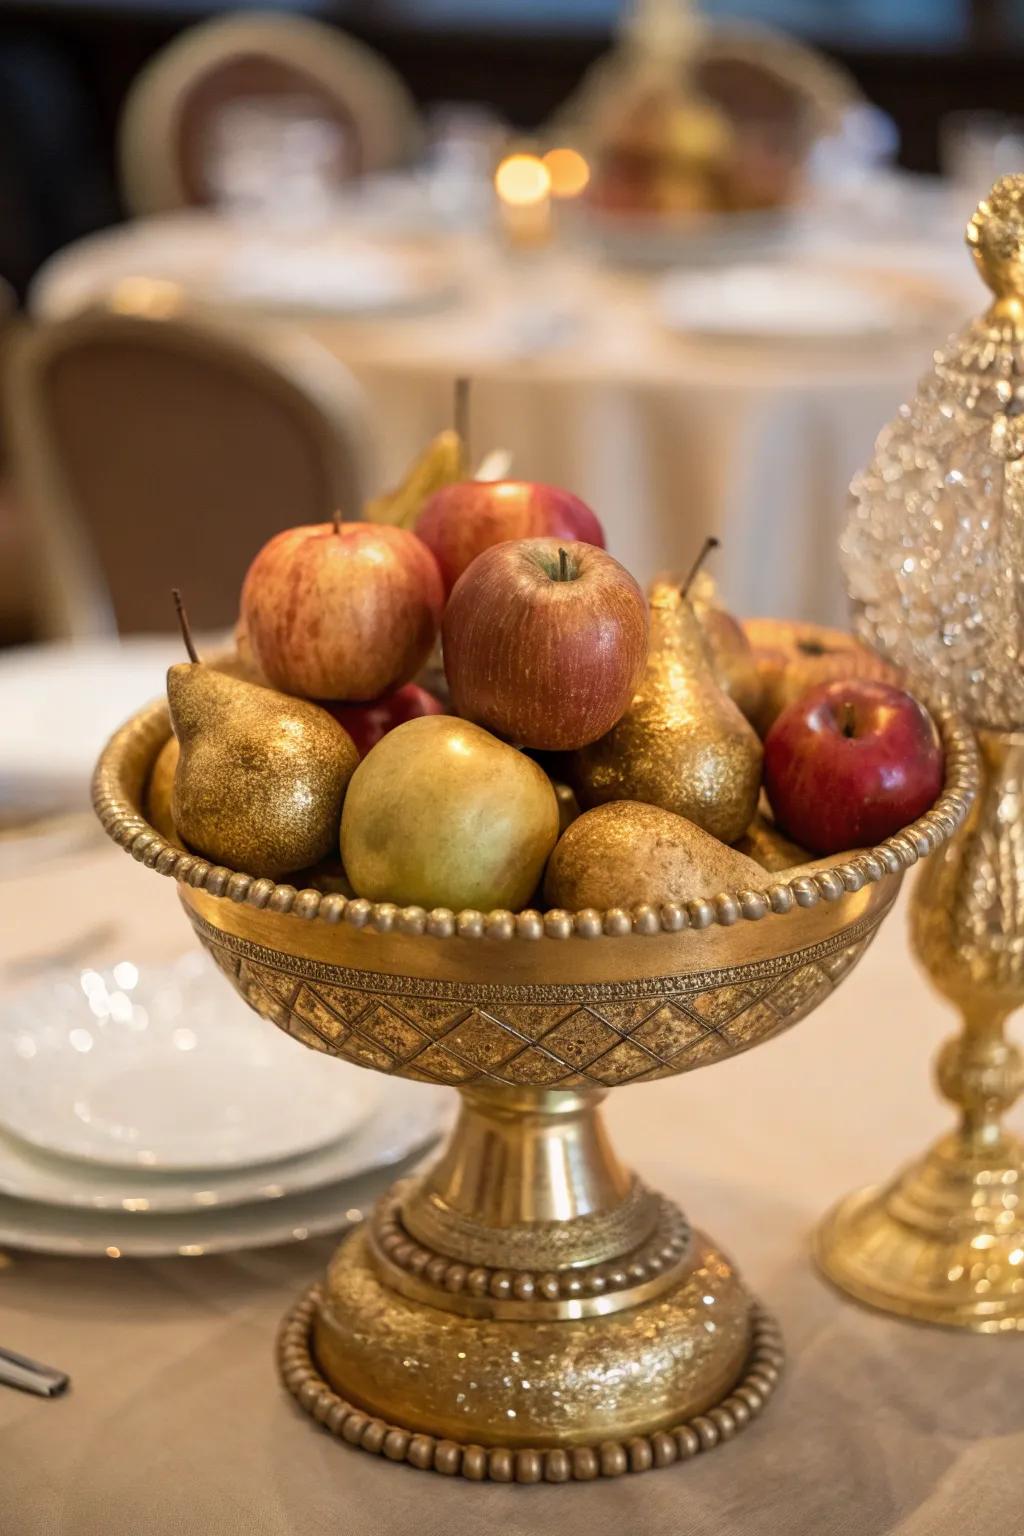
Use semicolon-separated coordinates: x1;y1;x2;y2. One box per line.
278;1235;784;1481
816;1184;1024;1334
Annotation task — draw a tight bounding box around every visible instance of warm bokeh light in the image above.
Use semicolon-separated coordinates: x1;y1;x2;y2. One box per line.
542;147;591;199
494;153;551;207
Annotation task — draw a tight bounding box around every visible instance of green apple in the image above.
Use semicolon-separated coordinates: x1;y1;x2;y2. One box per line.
340;716;560;912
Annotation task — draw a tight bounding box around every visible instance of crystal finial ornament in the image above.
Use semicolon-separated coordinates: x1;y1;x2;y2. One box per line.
841;174;1024;731
819;178;1024;1333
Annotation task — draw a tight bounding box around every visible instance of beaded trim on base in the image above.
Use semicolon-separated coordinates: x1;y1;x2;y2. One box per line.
372;1187;690;1303
277;1284;784;1481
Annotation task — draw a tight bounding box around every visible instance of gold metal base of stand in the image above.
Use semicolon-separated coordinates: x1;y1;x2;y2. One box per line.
820;728;1024;1334
277;1087;784;1473
817;1129;1024;1332
279;1278;783;1481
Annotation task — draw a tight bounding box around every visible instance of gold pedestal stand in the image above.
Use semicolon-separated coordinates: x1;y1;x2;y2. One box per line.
818;730;1024;1332
92;690;975;1481
281;1085;784;1481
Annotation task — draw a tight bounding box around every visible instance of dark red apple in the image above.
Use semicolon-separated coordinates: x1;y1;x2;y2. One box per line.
240;521;444;701
324;683;444;757
443;538;648;751
763;679;944;856
416;481;605;595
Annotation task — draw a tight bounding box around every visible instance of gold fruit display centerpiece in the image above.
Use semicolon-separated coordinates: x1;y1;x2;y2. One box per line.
818;176;1024;1333
93;457;975;1480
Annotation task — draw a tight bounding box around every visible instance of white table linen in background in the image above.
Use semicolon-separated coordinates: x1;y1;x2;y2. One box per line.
31;199;981;626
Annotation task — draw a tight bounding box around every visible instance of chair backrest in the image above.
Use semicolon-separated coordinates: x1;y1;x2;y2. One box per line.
119;12;422;216
695;22;860;147
555;19;861;160
7;301;370;639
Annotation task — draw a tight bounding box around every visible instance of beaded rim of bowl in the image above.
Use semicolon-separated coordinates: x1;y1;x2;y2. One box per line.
92;694;977;942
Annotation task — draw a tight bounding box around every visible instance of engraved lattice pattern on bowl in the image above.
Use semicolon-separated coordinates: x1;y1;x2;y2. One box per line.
194;910;878;1089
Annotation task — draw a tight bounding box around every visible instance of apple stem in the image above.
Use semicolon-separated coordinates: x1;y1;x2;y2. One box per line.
333;508;342;535
454;376;471;464
171;588;200;665
557;546;570;581
841;700;856;738
681;536;721;598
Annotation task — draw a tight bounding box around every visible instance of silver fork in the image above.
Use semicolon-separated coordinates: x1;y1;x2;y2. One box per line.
0;1345;69;1397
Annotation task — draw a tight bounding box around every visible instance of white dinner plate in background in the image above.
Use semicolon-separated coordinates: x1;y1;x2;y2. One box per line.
655;262;958;344
0;1143;434;1258
0;952;382;1172
0;638;182;822
0;1076;447;1213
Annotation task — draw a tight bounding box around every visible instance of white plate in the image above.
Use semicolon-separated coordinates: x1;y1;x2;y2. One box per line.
0;639;181;822
32;215;459;322
220;239;459;318
578;203;792;270
0;953;382;1172
0;1144;433;1257
655;262;952;344
0;1077;447;1212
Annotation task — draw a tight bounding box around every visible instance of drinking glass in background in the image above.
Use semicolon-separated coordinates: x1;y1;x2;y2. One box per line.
421;103;509;231
942;111;1024;205
202;94;354;228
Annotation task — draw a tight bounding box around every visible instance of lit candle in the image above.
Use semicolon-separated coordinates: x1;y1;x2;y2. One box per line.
542;147;591;201
494;153;552;250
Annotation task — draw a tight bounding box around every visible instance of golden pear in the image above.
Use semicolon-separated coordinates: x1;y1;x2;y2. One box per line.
145;736;181;846
168;660;358;881
696;605;763;723
734;811;809;873
341;716;560;912
659;565;762;722
364;429;464;529
544;801;766;911
571;580;763;845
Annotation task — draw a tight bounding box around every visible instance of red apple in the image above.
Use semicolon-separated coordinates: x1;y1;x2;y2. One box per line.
324;682;444;757
443;537;649;751
763;679;944;856
416;481;605;595
241;521;444;701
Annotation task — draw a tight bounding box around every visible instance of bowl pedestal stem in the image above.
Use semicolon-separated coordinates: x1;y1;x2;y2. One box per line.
817;728;1024;1332
281;1085;785;1479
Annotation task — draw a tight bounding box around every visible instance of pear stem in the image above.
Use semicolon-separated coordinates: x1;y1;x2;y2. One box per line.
172;588;200;664
680;536;721;599
454;376;471;463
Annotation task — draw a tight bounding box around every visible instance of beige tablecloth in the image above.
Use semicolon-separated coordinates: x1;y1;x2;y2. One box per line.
0;838;1021;1535
30;213;977;627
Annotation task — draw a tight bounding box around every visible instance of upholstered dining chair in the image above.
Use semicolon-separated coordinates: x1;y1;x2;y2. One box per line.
6;299;370;639
119;12;422;217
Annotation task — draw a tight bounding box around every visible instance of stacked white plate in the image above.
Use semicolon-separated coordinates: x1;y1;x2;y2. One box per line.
0;951;447;1256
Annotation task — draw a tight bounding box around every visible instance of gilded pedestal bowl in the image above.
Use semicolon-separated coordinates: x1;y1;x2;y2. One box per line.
93;691;976;1482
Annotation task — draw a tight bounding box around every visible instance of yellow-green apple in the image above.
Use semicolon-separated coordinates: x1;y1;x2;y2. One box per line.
241;521;443;701
763;679;943;856
443;538;648;752
340;715;560;911
324;682;444;757
416;481;605;594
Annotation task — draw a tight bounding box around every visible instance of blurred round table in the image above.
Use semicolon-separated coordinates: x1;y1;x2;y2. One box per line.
31;198;978;625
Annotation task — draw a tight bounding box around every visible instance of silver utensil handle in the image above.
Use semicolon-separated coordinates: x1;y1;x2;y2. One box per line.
0;1346;69;1397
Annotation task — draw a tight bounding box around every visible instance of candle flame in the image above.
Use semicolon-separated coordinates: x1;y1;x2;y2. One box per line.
542;147;590;199
494;154;551;208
